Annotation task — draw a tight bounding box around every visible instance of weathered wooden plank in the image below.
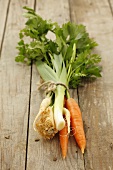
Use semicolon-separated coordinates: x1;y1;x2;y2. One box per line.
70;0;113;169
27;0;85;170
0;0;9;51
0;0;35;169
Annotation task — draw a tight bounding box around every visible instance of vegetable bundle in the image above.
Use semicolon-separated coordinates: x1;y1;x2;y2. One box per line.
15;7;101;158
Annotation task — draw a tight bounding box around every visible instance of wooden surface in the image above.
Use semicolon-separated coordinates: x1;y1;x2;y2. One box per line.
0;0;113;170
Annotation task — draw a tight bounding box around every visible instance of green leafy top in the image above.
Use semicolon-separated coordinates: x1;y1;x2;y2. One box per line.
15;6;101;88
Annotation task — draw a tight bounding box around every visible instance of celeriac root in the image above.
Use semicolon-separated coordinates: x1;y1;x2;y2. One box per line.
33;96;51;131
33;106;58;139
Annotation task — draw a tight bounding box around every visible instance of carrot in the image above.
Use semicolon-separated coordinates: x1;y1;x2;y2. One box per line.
65;98;86;154
59;119;68;159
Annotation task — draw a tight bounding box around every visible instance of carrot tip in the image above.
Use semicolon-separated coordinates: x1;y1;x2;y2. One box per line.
63;156;66;159
81;148;84;154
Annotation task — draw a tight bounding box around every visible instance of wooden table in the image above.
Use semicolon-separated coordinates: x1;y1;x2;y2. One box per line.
0;0;113;169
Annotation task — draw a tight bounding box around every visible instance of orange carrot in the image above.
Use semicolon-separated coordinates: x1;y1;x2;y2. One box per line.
59;120;68;159
65;98;86;154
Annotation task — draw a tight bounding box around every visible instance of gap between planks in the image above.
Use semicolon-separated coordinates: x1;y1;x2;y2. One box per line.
25;0;36;170
108;0;113;16
0;0;11;58
0;0;35;169
25;64;33;170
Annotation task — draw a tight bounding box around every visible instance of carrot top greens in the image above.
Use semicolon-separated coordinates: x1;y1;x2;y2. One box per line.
15;6;101;88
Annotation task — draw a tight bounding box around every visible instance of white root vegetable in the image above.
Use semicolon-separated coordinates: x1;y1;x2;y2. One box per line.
34;106;58;139
63;108;70;134
33;97;58;139
33;96;51;131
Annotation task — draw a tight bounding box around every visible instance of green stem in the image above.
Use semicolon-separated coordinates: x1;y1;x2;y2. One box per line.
44;53;50;66
67;43;76;80
66;90;70;99
67;61;86;83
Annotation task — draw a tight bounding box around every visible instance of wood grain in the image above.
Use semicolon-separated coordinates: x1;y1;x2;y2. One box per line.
26;0;84;170
70;0;113;169
0;0;35;169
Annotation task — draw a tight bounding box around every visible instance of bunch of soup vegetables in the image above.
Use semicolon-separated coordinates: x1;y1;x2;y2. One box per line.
15;7;101;158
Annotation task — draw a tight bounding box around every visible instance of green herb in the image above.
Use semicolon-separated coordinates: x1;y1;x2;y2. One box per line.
16;6;101;88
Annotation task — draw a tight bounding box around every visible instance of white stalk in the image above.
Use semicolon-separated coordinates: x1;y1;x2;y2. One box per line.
54;85;65;130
